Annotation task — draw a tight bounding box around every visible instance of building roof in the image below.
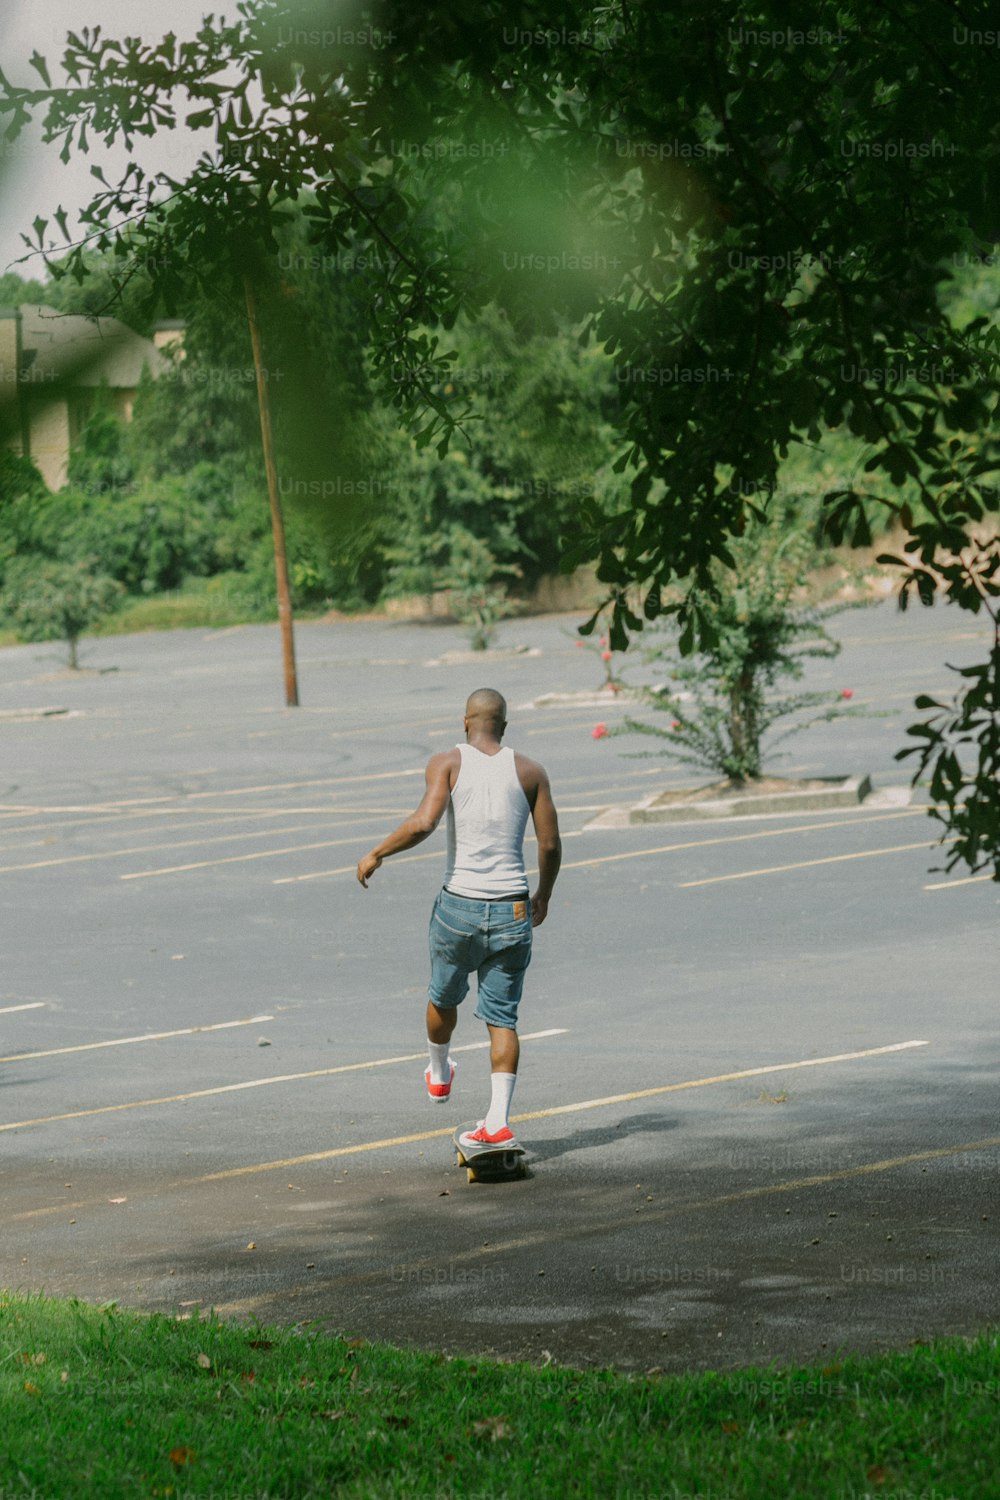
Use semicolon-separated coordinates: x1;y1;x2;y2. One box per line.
16;303;169;389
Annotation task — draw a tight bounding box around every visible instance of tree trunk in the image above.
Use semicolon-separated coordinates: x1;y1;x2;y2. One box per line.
244;273;299;708
729;669;759;780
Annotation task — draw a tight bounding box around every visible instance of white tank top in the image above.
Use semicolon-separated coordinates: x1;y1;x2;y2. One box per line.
443;743;531;899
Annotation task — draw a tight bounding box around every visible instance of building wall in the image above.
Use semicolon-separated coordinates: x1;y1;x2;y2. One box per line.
2;306;173;490
24;393;72;491
0;311;25;453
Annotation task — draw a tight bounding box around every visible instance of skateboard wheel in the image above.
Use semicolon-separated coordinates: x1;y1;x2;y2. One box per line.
468;1152;525;1183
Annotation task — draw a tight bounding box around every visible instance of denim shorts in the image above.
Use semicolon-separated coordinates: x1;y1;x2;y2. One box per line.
427;887;533;1029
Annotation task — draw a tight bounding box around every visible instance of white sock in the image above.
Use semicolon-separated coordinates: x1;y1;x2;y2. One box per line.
427;1040;452;1084
484;1072;516;1134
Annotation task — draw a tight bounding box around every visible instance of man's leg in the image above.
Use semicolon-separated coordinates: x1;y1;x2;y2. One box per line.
470;912;531;1138
426;1000;458;1093
487;1022;519;1073
426;1000;458;1046
427;889;480;1100
482;1022;519;1135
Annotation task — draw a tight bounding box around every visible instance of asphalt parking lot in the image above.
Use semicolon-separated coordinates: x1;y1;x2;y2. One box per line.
1;602;997;1373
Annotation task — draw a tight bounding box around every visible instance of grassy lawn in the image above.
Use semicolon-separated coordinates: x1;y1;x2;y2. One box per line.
93;581;283;636
1;1293;995;1498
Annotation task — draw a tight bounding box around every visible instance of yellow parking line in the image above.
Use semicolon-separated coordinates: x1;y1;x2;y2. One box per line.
0;797;168;814
273;810;927;885
679;840;932;887
0;806;392;846
0;1029;569;1134
556;767;668;788
0;1014;274;1064
0;808;214;840
274;849;444;884
5;1040;931;1222
525;722;626;736
924;872;996;891
0;822;361;877
122;832;385;880
554;809;926;874
213;1129;1000;1312
165;769;426;799
274;717;455;738
0;766;660;825
0;767;426;819
193;1040;929;1182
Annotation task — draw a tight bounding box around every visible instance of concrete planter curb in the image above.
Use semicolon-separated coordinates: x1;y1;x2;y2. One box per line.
586;777;915;828
630;774;874;823
0;705;69;719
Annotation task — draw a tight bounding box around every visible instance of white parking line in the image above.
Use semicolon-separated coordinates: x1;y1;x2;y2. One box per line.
0;768;425;819
678;840;931;887
191;1040;931;1183
212;1129;1000;1315
0;823;353;877
0;806;391;846
121;834;369;880
0;1030;569;1133
0;1014;274;1064
0;1002;47;1015
272;809;929;885
274;849;442;884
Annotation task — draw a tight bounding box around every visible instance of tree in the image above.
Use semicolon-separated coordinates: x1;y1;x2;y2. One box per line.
441;526;521;651
373;304;625;612
5;558;123;667
3;0;998;871
65;392;135;496
611;510;862;783
0;270;49;307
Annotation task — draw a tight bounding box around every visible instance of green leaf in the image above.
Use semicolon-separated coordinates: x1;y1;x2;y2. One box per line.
28;50;51;87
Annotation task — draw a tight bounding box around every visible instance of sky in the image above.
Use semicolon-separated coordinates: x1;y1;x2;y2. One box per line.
0;0;232;280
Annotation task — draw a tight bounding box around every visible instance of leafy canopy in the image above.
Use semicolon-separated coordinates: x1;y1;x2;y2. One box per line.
2;0;998;872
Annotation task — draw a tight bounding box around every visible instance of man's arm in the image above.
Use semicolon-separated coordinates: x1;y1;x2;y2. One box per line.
523;762;561;927
356;751;456;888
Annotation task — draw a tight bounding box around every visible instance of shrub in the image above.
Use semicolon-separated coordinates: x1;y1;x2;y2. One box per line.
5;558;124;667
611;511;864;783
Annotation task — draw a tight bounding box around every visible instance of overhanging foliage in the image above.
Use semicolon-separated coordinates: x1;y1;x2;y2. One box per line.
2;0;998;872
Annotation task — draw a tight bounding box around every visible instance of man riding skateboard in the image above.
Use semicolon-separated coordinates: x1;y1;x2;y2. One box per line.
356;688;561;1151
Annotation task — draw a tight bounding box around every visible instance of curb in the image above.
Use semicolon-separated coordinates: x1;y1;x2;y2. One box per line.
630;775;873;823
585;778;916;829
0;706;69;720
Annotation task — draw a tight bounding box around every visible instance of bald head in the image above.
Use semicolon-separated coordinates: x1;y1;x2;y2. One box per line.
464;688;507;738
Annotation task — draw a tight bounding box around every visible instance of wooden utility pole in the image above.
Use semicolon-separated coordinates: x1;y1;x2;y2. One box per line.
244;272;299;707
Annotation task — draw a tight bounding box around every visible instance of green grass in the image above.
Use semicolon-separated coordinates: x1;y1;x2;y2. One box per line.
92;576;278;635
91;580;350;637
1;1293;996;1499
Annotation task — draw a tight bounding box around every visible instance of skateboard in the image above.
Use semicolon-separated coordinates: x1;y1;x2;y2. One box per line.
454;1127;527;1184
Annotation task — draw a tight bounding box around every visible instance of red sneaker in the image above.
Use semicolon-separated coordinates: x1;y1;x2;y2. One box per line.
425;1061;455;1101
458;1122;515;1149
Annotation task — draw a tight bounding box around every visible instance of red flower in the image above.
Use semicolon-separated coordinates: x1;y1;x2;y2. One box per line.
671;720;682;730
601;650;612;661
841;688;854;699
592;723;609;739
